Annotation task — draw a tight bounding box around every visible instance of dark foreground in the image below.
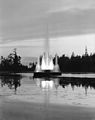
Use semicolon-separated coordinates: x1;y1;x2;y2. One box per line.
0;98;95;120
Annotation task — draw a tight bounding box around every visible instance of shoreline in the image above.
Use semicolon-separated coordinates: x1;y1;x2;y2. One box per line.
61;73;95;78
0;71;33;76
0;72;95;78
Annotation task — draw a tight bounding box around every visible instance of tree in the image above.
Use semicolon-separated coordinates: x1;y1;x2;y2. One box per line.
0;48;21;72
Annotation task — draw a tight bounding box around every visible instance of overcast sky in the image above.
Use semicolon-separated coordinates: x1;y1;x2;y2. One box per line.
0;0;95;57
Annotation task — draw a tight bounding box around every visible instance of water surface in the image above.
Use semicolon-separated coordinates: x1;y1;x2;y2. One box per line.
0;73;95;107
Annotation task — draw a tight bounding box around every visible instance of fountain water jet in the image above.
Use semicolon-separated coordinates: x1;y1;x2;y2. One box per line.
34;24;61;78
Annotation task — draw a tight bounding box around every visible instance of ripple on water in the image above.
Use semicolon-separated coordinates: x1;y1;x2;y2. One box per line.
1;73;95;108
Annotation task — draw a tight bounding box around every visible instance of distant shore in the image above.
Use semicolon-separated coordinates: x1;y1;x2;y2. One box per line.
0;71;95;77
0;71;33;76
61;73;95;78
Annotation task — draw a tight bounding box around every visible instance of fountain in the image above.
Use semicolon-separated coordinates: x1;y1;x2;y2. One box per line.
33;52;61;78
33;24;61;78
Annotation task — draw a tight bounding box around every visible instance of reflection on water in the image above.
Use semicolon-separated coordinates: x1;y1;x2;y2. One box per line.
0;75;21;94
36;78;54;90
34;77;95;107
0;74;95;107
59;77;95;95
35;77;95;94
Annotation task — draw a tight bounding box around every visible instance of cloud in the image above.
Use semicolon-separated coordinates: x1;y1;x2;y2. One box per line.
0;0;95;43
49;0;95;13
50;34;95;56
0;33;95;57
0;39;44;47
1;9;95;42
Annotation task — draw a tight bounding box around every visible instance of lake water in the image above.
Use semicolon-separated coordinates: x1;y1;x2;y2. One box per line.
0;73;95;107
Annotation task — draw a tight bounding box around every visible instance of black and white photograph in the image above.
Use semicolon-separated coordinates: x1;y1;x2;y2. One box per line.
0;0;95;120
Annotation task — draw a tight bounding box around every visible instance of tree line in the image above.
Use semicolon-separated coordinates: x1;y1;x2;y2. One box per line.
57;52;95;73
0;49;35;73
0;48;95;73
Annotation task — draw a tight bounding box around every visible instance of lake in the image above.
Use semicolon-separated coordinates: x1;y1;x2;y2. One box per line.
0;73;95;107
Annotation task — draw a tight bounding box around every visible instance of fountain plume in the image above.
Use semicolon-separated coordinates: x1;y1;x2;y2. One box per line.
35;22;60;73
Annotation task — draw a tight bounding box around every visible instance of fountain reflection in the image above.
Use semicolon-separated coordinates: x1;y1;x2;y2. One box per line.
35;77;95;95
0;75;21;94
41;80;53;89
35;78;55;90
1;74;95;95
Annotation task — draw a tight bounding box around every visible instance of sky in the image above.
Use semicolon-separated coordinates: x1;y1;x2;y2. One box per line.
0;0;95;57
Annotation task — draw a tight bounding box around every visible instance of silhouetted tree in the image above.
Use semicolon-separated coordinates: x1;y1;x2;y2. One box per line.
58;52;95;73
0;49;35;73
1;48;95;73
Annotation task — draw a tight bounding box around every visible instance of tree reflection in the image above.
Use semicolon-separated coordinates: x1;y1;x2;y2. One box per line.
59;77;95;95
0;75;21;94
35;77;95;94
